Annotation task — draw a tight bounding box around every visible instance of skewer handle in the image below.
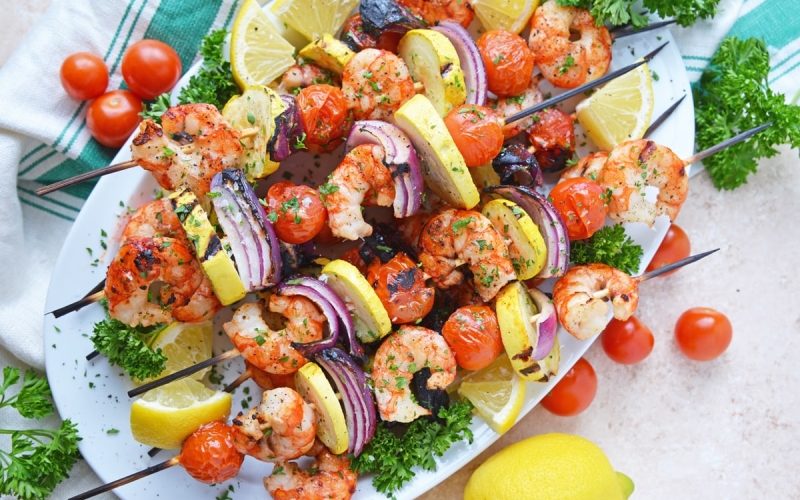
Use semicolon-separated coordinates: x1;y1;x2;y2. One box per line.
127;348;241;398
69;456;180;500
36;161;136;196
638;248;720;282
49;289;106;318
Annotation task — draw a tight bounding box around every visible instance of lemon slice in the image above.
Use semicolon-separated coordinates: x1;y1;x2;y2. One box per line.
472;0;539;34
136;321;213;385
130;378;231;449
270;0;359;42
575;60;654;151
320;259;391;343
231;0;296;88
482;199;547;280
495;282;560;382
295;362;349;454
458;354;525;435
222;86;281;180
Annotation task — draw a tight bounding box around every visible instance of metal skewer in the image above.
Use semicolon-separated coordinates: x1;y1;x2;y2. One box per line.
637;248;720;282
610;19;677;38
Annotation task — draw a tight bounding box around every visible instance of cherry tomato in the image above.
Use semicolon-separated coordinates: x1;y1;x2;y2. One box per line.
444;104;504;167
476;30;535;97
340;247;369;276
441;305;503;371
540;357;597;416
646;224;691;277
60;52;108;100
266;181;327;244
368;253;435;325
296;84;353;153
85;90;143;148
674;307;732;361
341;14;377;51
179;421;243;484
601;316;654;364
527;108;576;172
548;178;609;240
121;39;182;100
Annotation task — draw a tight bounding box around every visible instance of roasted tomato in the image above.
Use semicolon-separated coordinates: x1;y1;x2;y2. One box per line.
397;0;475;29
548;177;609;240
179;421;243;484
442;305;502;371
527;108;576;172
444;104;504;167
476;30;535;97
266;181;327;244
368;253;435;324
296;84;353;153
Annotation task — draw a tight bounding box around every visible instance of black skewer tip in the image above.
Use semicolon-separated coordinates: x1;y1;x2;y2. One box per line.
643;41;669;62
639;248;720;281
644;94;687;138
611;19;677;38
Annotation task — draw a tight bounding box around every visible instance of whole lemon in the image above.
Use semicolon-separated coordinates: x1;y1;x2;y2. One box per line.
464;433;634;500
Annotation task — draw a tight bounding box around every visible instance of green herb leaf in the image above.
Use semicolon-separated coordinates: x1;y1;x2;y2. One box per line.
570;224;643;274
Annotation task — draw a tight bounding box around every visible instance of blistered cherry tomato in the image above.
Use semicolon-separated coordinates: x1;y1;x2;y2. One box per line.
60;52;108;100
548;177;609;240
442;305;503;371
444;104;504;167
85;90;143;148
340;247;369;276
121;39;182;100
476;30;535;97
266;181;327;244
674;307;732;361
368;253;435;325
601;316;654;364
646;224;691;277
540;357;597;416
527;108;576;172
296;84;353;153
341;14;377;51
179;421;243;484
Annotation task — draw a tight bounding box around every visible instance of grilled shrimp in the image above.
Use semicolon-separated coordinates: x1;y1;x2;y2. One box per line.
223;297;325;375
341;48;415;121
278;63;339;94
552;263;639;340
598;139;689;226
397;0;475;28
528;0;612;89
324;143;395;240
370;325;457;423
230;387;316;462
104;236;221;327
418;209;516;302
488;77;544;139
131;104;242;197
559;151;608;182
121;198;192;247
263;440;357;500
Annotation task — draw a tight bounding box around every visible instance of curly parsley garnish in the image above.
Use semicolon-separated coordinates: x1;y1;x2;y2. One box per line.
90;318;167;381
556;0;719;28
570;225;643;274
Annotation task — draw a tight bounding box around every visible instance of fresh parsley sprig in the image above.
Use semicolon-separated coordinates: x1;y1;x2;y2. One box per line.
0;367;82;500
351;400;474;499
556;0;719;28
177;28;239;109
570;225;643;274
90;318;167;381
694;37;800;190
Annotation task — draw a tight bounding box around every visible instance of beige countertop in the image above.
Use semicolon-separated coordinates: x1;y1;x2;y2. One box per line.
2;2;799;499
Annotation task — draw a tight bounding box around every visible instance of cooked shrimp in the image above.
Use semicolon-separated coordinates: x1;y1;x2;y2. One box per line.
488;77;544;139
264;440;357;500
370;325;457;423
559;151;608;182
223;296;325;374
104;236;221;327
552;263;639;340
341;48;415;121
278;63;339;94
121;198;192;248
418;209;516;302
528;0;612;89
324;143;395;240
598;139;689;226
397;0;475;28
230;387;316;462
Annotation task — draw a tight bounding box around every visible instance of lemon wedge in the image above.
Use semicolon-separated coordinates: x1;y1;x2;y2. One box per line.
270;0;359;42
295;362;349;454
231;0;296;88
222;85;281;180
575;60;654;151
130;378;231;449
136;321;213;385
482;199;547;280
472;0;539;35
458;354;526;435
320;259;391;343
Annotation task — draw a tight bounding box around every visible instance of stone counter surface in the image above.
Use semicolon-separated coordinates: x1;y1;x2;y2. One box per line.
2;2;799;499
